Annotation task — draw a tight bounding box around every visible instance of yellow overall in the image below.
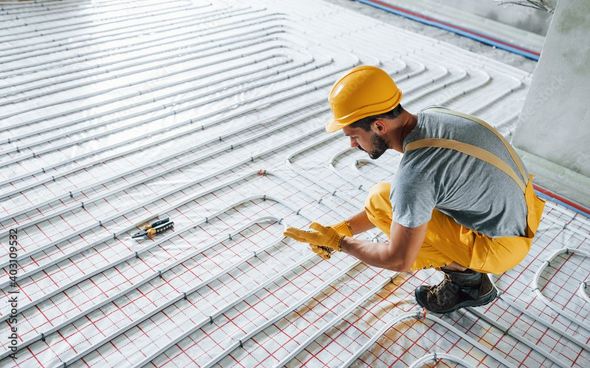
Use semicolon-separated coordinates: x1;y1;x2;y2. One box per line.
364;107;546;274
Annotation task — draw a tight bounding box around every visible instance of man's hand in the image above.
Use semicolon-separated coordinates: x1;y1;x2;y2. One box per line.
309;244;333;260
284;222;345;259
310;220;353;259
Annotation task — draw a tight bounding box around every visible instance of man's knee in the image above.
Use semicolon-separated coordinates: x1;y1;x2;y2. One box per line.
364;181;392;236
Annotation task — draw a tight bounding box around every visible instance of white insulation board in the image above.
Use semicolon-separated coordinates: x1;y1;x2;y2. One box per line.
0;0;588;367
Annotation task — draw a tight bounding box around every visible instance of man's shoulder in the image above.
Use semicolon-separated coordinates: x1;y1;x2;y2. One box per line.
420;107;480;129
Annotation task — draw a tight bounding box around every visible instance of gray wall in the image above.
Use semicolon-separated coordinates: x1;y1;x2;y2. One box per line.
512;0;590;206
430;0;552;35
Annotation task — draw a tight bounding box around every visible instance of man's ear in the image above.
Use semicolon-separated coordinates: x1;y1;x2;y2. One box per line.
372;119;386;132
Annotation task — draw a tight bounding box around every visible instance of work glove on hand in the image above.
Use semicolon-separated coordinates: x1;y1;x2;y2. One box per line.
330;220;353;237
284;222;347;259
309;220;353;259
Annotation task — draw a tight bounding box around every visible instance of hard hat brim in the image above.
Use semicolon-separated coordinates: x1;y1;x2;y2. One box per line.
325;119;347;133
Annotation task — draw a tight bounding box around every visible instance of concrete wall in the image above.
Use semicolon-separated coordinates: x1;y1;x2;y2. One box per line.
430;0;552;35
512;0;590;207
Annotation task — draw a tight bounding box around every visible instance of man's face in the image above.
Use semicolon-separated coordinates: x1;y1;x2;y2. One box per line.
342;125;389;160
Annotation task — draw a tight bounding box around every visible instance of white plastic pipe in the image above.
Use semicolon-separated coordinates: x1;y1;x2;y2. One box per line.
532;247;590;333
0;216;281;361
197;260;364;368
272;273;398;368
340;310;515;368
408;352;476;368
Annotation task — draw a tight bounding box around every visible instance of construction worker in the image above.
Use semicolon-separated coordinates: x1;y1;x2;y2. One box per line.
284;65;545;314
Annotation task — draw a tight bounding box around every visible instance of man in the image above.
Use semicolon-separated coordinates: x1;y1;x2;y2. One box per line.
284;65;545;313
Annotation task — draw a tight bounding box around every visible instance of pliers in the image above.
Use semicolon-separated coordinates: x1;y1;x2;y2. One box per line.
132;217;174;239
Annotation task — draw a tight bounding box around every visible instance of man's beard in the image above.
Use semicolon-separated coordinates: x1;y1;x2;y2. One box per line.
358;133;388;159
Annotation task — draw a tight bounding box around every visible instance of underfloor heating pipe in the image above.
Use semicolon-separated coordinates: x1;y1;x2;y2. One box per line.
355;0;541;60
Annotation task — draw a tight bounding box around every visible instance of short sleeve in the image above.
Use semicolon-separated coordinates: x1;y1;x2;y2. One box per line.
391;170;436;228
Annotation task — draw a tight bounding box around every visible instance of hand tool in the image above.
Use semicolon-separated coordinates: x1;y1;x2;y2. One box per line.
132;217;174;239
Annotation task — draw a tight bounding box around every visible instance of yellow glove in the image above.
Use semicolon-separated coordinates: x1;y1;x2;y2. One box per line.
310;244;332;260
306;220;353;259
284;222;344;255
330;220;353;237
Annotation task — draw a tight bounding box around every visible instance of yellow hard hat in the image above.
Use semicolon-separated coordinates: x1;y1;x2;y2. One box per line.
325;65;402;133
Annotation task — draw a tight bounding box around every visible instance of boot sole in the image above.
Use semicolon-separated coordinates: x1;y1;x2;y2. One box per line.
415;287;498;314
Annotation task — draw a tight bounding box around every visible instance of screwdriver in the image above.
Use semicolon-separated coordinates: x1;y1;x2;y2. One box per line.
132;217;174;239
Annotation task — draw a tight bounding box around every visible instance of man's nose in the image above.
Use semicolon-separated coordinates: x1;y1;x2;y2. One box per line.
350;137;358;148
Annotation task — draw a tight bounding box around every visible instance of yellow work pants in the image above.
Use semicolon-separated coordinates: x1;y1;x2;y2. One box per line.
364;179;544;275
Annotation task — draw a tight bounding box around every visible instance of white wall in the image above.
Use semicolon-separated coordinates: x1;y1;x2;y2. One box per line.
430;0;552;35
512;0;590;207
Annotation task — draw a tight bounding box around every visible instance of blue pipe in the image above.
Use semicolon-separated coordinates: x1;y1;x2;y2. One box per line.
534;191;590;219
356;0;540;61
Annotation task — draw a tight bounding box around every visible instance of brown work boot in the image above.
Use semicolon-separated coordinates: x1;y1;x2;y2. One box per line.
415;269;497;314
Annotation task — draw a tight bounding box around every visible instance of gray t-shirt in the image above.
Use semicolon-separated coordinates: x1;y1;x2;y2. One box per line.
391;108;528;237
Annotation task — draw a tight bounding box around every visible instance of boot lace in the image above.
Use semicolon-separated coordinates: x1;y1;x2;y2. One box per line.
429;274;453;296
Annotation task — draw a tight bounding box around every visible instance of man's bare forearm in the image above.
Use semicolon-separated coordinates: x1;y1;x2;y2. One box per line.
340;236;407;271
346;210;375;235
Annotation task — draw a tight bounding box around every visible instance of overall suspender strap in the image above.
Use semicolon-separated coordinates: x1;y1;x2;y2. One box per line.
423;106;528;184
409;107;545;238
405;138;527;193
